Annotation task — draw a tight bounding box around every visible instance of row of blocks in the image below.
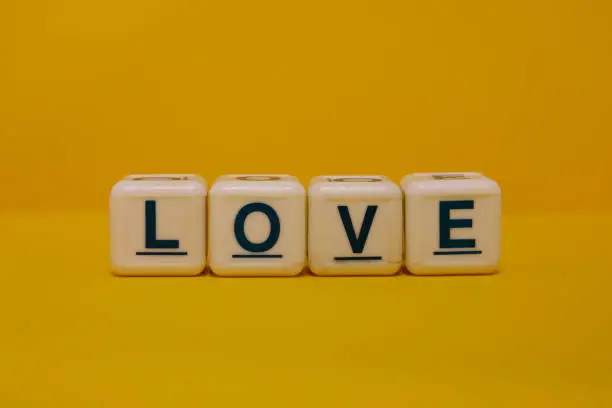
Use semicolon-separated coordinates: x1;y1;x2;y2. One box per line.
110;173;501;276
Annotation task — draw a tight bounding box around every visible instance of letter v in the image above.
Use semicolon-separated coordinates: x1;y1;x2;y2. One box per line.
337;205;378;254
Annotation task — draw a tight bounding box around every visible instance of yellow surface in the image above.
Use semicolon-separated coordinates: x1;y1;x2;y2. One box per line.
1;0;611;406
1;0;611;214
1;214;611;406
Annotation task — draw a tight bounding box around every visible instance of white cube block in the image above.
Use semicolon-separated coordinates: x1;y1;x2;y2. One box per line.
308;175;403;276
208;175;306;276
402;172;501;275
110;174;207;276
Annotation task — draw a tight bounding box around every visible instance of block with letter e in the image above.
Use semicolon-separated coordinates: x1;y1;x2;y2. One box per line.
110;174;207;276
402;172;501;275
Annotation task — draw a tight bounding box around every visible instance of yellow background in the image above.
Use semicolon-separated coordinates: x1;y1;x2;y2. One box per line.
1;0;611;406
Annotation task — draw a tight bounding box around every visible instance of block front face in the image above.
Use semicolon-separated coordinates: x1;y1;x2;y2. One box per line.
402;173;501;275
110;175;207;276
308;176;403;276
208;175;306;276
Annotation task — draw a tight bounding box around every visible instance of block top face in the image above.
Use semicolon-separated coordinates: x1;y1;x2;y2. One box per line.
111;174;207;197
210;174;305;197
309;175;401;198
401;172;500;196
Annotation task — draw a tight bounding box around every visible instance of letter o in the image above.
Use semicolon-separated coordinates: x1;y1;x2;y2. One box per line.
234;202;281;253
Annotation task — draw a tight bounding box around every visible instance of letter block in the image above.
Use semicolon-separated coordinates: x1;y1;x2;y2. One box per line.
308;176;403;276
208;175;306;276
402;172;501;275
110;174;207;276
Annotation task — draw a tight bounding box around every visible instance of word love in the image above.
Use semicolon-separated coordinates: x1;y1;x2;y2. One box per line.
110;173;501;277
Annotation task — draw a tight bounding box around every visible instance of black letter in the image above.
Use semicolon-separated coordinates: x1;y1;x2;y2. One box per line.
145;200;180;249
438;200;476;249
337;205;378;253
234;202;281;253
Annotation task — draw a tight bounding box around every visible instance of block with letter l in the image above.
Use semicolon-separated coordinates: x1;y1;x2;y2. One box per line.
402;172;501;275
110;174;207;276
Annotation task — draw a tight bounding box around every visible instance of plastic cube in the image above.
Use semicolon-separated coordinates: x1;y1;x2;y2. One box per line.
110;174;207;276
308;175;403;276
208;175;306;276
402;172;501;275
